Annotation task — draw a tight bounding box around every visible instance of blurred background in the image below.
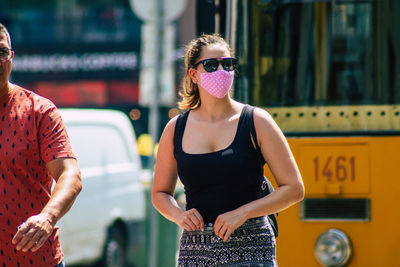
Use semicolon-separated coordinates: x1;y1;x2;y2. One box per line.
1;0;400;266
0;0;199;143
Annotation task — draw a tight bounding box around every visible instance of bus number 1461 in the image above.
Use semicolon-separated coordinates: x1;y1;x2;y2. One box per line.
313;156;355;182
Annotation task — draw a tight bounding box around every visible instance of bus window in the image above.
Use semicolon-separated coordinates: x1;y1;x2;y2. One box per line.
380;0;400;104
250;1;377;107
231;0;400;132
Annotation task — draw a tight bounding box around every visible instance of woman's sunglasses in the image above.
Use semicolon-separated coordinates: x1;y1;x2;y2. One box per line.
193;57;238;72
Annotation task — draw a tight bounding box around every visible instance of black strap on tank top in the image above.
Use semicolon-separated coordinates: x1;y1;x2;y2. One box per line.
244;105;266;165
174;109;190;153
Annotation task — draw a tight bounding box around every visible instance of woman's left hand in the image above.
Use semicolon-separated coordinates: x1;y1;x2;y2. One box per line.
213;209;247;241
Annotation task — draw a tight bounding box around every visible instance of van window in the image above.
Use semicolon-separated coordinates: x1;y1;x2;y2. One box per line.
67;124;131;169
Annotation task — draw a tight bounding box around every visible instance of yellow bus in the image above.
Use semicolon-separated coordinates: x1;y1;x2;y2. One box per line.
222;0;400;266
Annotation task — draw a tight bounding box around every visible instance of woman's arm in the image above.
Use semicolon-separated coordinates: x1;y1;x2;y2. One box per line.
214;107;304;241
151;116;204;231
242;107;305;215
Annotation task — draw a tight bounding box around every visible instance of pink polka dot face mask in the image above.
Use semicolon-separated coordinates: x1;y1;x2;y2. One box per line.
198;70;234;98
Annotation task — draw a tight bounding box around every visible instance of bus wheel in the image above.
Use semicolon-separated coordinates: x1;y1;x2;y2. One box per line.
103;226;126;267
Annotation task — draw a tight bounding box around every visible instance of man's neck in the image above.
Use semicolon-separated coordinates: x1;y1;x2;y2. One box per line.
0;81;12;98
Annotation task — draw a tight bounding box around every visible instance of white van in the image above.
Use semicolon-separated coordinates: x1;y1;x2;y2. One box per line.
57;108;146;267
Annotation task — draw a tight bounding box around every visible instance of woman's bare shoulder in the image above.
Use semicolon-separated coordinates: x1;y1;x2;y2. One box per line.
253;106;274;124
161;114;181;138
252;106;283;136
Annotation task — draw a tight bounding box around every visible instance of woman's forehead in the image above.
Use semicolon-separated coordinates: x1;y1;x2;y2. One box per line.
198;44;230;60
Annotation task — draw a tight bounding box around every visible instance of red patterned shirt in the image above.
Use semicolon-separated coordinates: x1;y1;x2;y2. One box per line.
0;85;75;266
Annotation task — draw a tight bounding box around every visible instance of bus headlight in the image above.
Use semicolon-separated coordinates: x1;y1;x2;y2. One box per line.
314;229;352;267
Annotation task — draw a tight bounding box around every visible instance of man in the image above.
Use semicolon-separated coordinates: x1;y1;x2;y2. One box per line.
0;23;82;267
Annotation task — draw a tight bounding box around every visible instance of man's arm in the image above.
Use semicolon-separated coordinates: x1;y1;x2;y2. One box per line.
12;158;82;252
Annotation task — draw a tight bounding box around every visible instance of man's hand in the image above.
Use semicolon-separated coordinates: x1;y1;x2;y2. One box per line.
12;213;55;252
214;209;248;241
12;158;81;253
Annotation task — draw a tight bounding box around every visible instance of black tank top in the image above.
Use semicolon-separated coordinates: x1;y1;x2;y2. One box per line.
174;105;266;223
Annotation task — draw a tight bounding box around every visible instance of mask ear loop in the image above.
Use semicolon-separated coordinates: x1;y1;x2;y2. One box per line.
189;68;201;85
11;51;14;60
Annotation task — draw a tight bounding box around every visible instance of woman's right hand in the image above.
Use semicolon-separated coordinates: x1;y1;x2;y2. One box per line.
176;208;204;231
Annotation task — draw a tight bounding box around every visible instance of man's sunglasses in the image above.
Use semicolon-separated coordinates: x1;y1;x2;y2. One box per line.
193;57;238;72
0;47;14;61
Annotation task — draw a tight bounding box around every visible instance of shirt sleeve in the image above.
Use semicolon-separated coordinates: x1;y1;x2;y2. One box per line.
37;100;76;163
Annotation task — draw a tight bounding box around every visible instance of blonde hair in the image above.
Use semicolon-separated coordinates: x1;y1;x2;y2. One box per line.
178;33;232;110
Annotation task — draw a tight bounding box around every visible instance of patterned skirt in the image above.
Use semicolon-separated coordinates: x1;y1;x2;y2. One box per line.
177;216;277;267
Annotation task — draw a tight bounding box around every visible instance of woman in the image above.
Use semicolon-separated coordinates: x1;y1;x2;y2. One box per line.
152;33;304;266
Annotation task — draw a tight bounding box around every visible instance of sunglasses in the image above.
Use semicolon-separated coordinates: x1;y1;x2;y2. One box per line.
0;47;14;62
193;57;238;72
